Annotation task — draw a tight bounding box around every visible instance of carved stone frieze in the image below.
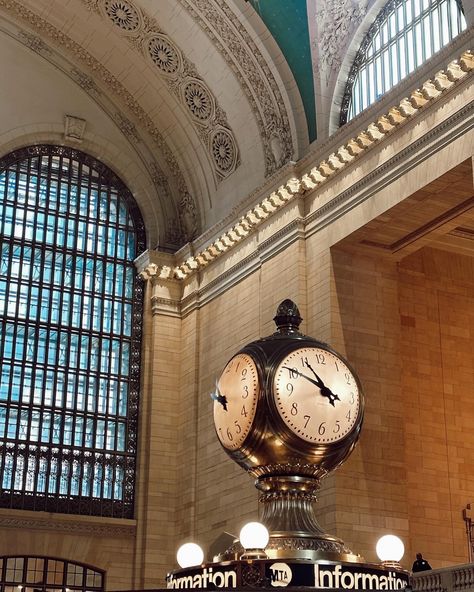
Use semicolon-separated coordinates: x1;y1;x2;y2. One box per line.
70;67;102;95
84;0;240;182
17;29;51;54
0;514;136;537
177;0;294;176
315;0;368;85
114;112;140;143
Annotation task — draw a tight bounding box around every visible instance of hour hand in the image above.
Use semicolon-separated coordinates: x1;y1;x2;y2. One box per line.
284;365;340;406
302;361;341;406
210;384;228;411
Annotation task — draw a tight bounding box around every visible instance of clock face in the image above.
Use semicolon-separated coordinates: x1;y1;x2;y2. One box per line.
213;353;259;451
273;347;361;444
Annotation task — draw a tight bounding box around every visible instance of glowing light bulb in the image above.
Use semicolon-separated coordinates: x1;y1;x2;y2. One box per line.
239;522;269;550
376;534;405;562
176;542;204;568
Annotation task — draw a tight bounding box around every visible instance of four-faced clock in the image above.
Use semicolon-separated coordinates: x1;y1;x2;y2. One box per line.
212;352;259;451
272;346;361;444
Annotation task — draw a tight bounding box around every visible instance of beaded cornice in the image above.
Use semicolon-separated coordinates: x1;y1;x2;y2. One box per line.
138;50;474;283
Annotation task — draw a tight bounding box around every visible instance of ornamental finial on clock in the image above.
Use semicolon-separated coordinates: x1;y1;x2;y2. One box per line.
273;299;302;334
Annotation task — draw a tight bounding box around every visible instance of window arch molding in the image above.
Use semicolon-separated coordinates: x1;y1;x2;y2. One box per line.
0;144;145;518
338;0;466;126
0;555;105;592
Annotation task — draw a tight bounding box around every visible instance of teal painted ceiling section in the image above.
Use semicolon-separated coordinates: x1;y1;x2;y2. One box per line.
248;0;316;142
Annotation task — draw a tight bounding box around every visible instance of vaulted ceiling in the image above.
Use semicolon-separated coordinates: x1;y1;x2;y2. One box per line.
0;0;472;251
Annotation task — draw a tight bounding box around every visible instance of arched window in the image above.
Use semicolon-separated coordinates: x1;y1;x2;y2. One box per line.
0;145;145;518
0;556;104;592
340;0;467;124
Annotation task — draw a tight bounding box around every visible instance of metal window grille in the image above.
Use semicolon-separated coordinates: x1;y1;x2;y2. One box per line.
0;555;104;592
0;145;145;518
340;0;466;125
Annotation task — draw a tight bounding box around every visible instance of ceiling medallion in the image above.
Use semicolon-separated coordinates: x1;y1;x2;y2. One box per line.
147;35;181;76
103;0;142;33
211;128;237;176
183;80;214;122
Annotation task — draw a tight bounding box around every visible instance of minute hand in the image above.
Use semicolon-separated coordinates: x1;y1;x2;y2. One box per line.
283;366;340;407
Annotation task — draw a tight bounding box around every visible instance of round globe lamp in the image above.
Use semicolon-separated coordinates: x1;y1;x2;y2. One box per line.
177;543;204;568
376;535;405;569
239;522;269;559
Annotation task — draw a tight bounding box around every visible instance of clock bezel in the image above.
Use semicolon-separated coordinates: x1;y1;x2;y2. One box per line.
266;338;365;459
212;348;267;460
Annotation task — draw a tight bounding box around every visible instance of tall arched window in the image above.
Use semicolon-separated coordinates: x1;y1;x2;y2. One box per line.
0;145;145;518
340;0;467;124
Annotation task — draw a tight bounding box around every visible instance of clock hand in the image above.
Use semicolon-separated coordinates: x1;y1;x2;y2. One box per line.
303;360;341;406
210;383;228;411
282;365;340;407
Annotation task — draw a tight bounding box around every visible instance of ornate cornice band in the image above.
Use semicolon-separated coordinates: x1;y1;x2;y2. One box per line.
138;50;473;285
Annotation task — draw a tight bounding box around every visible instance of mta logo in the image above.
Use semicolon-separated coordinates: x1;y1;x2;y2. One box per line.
269;563;292;587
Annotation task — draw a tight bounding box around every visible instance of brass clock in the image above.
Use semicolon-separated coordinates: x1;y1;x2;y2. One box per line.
212;300;365;561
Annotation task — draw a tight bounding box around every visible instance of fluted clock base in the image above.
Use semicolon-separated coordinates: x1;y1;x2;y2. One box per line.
257;475;364;562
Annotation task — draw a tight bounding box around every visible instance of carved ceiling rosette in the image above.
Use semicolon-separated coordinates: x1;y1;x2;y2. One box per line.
101;0;143;34
210;126;239;180
95;0;240;184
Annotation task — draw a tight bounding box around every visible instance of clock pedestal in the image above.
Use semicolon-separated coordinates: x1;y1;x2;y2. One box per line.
256;475;359;561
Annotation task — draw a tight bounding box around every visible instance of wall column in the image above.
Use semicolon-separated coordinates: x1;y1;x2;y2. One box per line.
134;250;183;587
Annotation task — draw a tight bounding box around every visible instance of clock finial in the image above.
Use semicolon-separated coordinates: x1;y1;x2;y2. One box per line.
273;299;302;333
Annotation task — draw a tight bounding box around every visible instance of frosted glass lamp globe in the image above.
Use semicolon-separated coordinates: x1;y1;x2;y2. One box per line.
239;522;269;558
376;535;405;563
176;543;204;568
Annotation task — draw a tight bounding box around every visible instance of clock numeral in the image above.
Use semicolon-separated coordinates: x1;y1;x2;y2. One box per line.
346;409;351;422
318;421;326;435
349;391;355;404
226;427;233;441
303;414;311;428
287;367;299;379
234;361;240;373
316;353;326;365
300;356;309;367
242;385;249;399
334;360;339;372
333;420;341;434
290;402;298;416
286;383;294;396
344;372;351;385
241;405;248;418
234;421;242;434
241;368;247;380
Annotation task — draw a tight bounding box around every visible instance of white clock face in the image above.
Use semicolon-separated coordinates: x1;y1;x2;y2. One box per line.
213;353;259;451
273;347;361;444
